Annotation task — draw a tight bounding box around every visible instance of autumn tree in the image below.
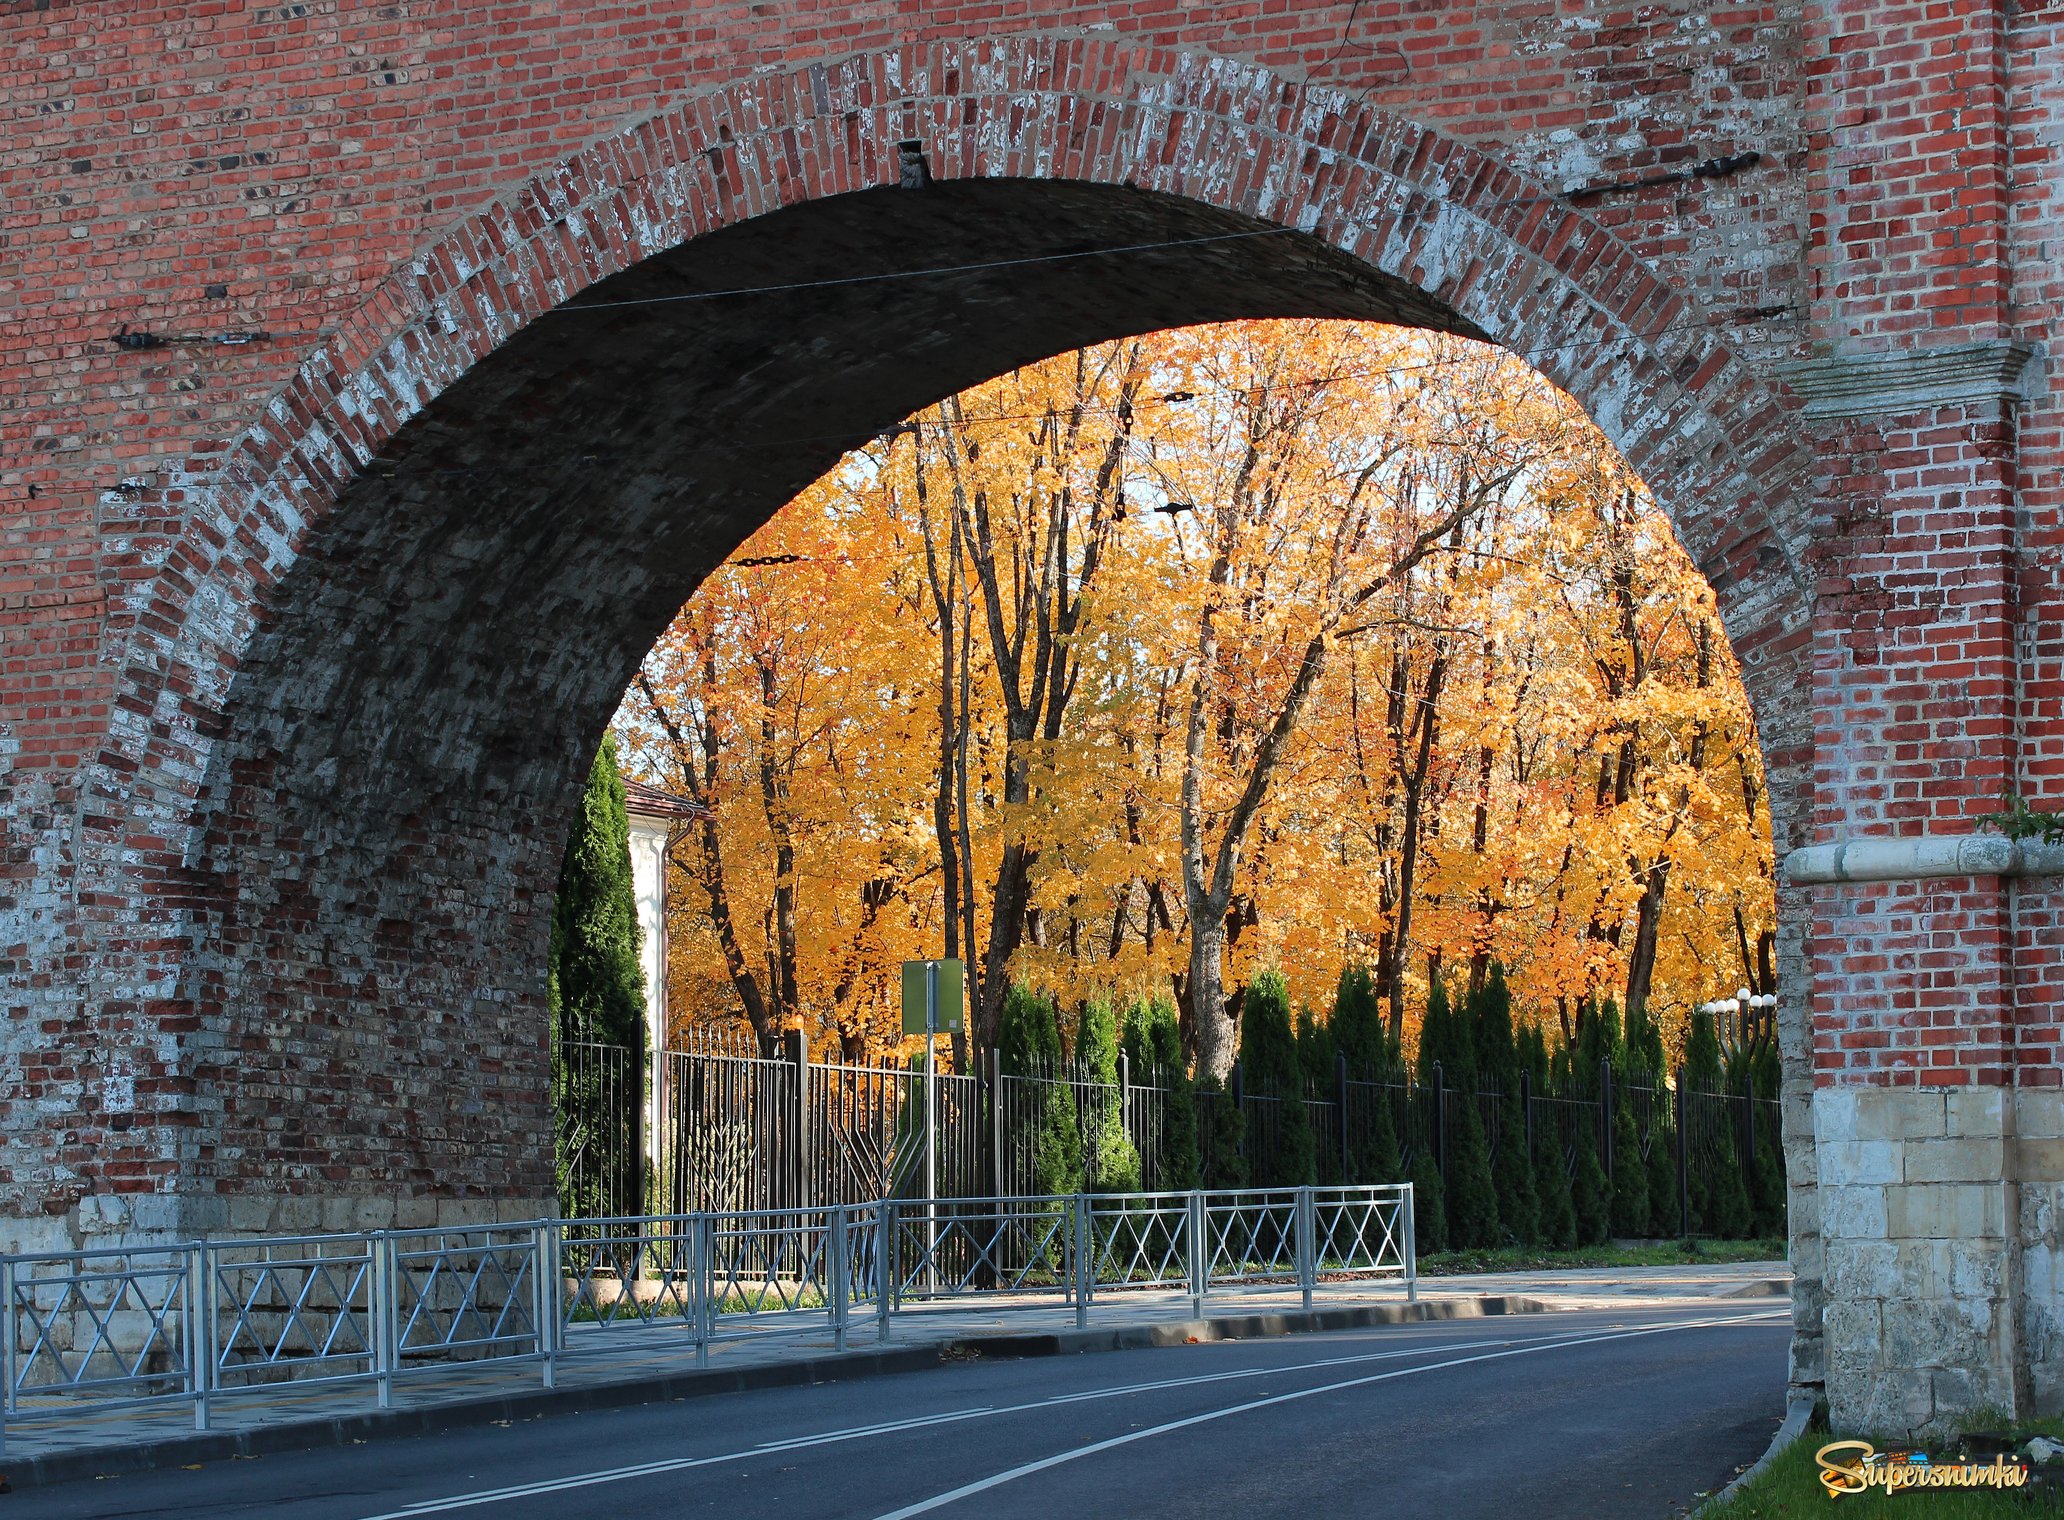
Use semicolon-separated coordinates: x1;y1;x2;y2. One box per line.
613;318;1775;1074
931;349;1144;1044
622;500;936;1056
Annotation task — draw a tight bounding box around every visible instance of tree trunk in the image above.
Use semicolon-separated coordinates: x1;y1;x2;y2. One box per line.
635;666;779;1048
914;437;982;1032
692;812;777;1047
938;353;1140;1043
1382;640;1446;1033
1187;907;1234;1079
1467;637;1501;995
756;660;800;1027
1622;616;1713;1021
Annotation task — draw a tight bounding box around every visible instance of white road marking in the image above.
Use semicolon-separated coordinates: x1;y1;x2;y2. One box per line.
355;1310;1781;1519
869;1310;1787;1520
352;1333;1504;1517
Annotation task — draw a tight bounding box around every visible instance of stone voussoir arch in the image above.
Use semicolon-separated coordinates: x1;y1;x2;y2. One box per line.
66;33;1818;1292
104;34;1815;819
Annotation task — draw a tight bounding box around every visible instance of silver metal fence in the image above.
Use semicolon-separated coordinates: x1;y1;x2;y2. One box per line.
1;1184;1410;1453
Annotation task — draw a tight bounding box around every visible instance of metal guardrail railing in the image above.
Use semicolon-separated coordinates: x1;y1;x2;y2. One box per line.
0;1184;1411;1454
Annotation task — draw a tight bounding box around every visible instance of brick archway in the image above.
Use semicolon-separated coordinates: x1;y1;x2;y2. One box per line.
33;36;1817;1374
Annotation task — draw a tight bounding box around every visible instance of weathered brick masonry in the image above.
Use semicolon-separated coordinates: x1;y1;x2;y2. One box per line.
0;0;2055;1433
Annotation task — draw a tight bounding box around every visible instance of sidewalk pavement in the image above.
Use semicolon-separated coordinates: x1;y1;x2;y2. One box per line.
1418;1260;1792;1306
0;1261;1788;1492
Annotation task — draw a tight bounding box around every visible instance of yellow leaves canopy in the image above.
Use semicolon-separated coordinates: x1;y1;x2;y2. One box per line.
613;320;1775;1068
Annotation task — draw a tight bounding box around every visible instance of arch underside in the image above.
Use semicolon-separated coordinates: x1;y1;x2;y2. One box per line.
233;182;1480;837
194;171;1808;1223
196;183;1505;1196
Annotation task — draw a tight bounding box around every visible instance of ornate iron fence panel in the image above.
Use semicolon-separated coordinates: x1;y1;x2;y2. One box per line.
657;1045;800;1216
806;1059;919;1205
555;1040;642;1221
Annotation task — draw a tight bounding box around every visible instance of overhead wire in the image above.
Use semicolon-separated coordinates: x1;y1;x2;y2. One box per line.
6;300;1800;502
11;176;1794;502
73;144;1778;350
5;300;1799;503
546;226;1307;314
343;301;1803;477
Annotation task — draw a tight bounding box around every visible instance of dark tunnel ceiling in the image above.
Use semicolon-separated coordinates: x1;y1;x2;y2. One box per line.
227;179;1489;824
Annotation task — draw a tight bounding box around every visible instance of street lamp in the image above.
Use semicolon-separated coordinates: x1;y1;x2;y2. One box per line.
1700;989;1777;1041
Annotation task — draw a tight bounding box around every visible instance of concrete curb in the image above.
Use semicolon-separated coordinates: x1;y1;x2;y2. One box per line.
0;1294;1547;1492
1694;1392;1816;1515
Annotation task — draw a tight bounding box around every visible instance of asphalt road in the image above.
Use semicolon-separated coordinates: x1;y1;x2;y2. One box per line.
10;1304;1788;1520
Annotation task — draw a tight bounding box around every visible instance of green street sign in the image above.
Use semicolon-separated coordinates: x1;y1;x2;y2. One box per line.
901;958;965;1036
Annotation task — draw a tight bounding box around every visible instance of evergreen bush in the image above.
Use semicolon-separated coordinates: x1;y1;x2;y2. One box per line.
1416;979;1466;1086
1707;1120;1755;1239
1197;1074;1249;1189
1001;984;1081;1198
1409;1150;1448;1256
1679;1007;1759;1237
549;733;648;1218
1444;1090;1502;1249
1492;1091;1542;1246
1332;965;1396;1081
1609;1095;1651;1237
1297;1006;1342;1183
1275;1097;1320;1188
1624;998;1667;1086
1749;1123;1788;1238
1535;1133;1577;1249
1126;996;1200;1191
1470;970;1535;1243
1735;1037;1787;1237
1353;1084;1405;1185
1242;970;1316;1186
1570;1117;1612;1246
1427;980;1499;1248
1076;995;1140;1193
1471;964;1518;1095
1647;1115;1682;1238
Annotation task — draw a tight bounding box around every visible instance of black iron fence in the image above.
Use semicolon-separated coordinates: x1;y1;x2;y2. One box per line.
559;1035;1784;1241
553;1040;643;1220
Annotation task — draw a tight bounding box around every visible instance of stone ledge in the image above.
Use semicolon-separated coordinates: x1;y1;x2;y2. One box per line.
1785;833;2064;885
1775;339;2035;419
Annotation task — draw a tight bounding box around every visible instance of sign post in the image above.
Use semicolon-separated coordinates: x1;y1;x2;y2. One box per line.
902;959;963;1290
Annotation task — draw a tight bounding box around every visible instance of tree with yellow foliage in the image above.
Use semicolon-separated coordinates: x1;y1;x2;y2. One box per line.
611;320;1775;1071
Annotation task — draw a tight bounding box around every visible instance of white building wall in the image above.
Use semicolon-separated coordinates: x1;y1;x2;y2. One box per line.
625;812;672;1190
625;814;670;1058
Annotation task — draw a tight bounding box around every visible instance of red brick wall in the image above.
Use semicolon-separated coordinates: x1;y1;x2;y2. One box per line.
2010;5;2064;1091
0;0;2047;1247
1797;0;2051;1091
1803;0;2014;345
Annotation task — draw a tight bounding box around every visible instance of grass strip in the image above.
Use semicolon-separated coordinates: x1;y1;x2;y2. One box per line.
1418;1238;1786;1275
1702;1411;2064;1517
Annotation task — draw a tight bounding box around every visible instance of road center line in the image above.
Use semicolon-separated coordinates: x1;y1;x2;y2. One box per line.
354;1332;1510;1516
869;1310;1787;1520
355;1309;1781;1519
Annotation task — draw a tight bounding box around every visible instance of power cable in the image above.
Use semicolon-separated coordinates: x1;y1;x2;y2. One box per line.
79;146;1777;352
555;302;1806;460
9;300;1800;501
549;227;1304;314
